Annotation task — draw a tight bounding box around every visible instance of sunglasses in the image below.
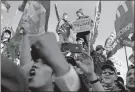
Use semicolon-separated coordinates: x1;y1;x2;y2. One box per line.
102;71;114;75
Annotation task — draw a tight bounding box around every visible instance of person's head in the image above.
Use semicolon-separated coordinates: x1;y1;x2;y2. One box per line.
126;65;135;90
96;45;105;54
29;46;53;91
101;64;117;85
76;9;84;18
76;38;84;47
63;13;68;21
1;29;11;42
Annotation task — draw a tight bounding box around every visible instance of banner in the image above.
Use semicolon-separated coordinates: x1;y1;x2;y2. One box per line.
115;1;134;41
91;0;102;44
73;18;93;33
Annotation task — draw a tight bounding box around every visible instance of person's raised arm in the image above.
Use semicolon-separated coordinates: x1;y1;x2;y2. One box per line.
32;33;80;91
76;52;104;91
33;33;70;76
20;22;31;67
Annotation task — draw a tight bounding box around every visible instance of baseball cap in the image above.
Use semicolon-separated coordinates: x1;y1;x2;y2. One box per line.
76;8;83;15
96;45;105;51
101;64;117;74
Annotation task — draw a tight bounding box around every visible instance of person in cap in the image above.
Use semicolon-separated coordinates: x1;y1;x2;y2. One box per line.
96;45;105;55
126;65;135;92
90;45;107;76
56;13;73;43
100;64;122;91
76;8;92;47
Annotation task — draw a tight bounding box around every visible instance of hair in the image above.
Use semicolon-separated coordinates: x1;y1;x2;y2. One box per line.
31;45;41;62
1;29;11;42
63;13;67;16
105;60;114;66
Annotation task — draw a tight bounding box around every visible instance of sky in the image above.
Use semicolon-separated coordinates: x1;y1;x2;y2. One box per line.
1;1;133;82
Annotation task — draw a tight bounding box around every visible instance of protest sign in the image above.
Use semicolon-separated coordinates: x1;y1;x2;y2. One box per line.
73;18;93;33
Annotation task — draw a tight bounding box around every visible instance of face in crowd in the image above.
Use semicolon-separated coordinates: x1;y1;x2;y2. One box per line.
1;30;11;42
96;48;104;55
77;38;84;48
63;13;68;21
126;68;135;89
101;68;117;85
76;9;83;18
29;47;53;91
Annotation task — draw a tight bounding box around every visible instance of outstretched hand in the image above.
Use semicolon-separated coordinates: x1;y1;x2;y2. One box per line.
76;52;95;76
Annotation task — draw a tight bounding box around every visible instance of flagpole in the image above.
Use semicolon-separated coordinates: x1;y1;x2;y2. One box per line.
124;46;129;70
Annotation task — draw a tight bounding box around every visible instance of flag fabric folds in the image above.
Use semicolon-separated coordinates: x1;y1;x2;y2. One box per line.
115;1;134;42
3;1;50;59
91;0;102;44
104;1;134;58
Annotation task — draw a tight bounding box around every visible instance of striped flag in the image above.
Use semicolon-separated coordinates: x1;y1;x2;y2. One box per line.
115;1;134;41
91;0;102;44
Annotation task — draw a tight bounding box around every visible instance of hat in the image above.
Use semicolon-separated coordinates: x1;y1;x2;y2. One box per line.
76;8;83;15
96;45;105;51
101;64;117;74
1;55;28;92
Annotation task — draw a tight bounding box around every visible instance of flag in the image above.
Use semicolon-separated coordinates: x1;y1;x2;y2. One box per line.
106;1;134;58
91;0;102;44
104;31;122;58
5;1;50;59
115;1;134;42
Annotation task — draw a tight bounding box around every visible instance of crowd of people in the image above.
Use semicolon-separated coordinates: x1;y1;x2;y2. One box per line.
1;1;135;92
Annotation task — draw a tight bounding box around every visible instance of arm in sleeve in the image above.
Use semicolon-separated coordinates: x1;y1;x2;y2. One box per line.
55;65;81;91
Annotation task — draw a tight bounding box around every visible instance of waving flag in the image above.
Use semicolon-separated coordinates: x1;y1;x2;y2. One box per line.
5;1;50;59
105;1;134;58
115;1;134;42
91;0;102;44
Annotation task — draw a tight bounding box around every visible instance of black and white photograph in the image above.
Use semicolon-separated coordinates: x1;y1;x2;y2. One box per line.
1;0;134;92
